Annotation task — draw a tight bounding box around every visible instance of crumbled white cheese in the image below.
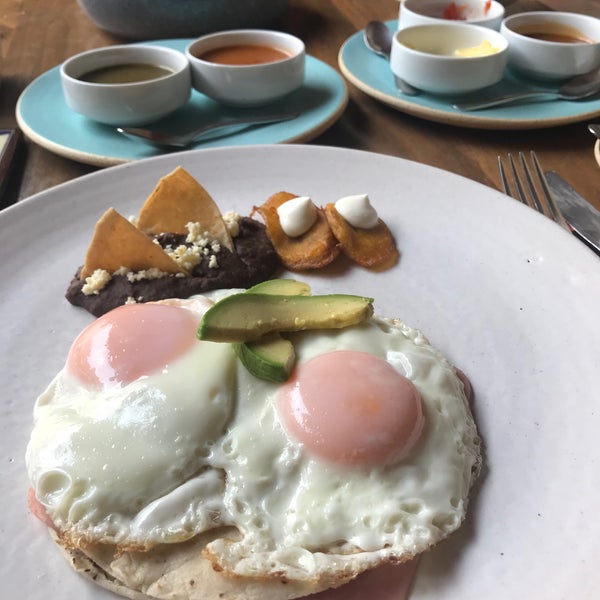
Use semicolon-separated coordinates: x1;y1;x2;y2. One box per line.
208;255;219;269
168;244;202;271
185;221;210;245
160;221;224;271
223;211;241;237
126;268;169;282
82;269;112;295
125;296;137;304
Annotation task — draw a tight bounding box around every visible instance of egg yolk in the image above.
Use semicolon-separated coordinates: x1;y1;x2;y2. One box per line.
66;303;199;388
277;350;424;468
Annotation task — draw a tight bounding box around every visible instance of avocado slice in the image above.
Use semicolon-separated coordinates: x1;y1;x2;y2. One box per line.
233;334;296;383
197;293;374;343
246;278;311;296
235;279;308;382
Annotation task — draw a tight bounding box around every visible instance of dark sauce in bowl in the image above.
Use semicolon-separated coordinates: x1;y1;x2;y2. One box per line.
515;23;595;44
79;63;173;84
520;32;593;43
197;44;291;65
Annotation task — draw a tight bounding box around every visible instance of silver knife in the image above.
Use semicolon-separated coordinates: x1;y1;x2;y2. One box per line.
545;171;600;257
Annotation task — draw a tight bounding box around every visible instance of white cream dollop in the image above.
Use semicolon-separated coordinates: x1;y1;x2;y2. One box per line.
277;196;318;237
335;194;379;228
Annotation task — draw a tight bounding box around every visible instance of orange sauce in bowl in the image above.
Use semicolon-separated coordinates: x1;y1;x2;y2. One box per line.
515;23;595;44
198;44;291;65
520;31;593;43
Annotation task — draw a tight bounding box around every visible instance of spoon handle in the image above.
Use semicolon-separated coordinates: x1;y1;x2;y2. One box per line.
393;75;420;96
186;111;299;143
452;91;559;111
119;111;300;147
588;123;600;139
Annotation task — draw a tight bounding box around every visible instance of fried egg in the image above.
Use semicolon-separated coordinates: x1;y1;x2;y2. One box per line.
26;293;481;585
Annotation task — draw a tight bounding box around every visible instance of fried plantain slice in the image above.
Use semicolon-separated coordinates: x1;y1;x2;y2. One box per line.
81;208;185;279
137;166;234;252
324;203;399;271
253;192;339;271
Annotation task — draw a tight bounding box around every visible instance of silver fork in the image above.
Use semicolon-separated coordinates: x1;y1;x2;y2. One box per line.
498;151;571;233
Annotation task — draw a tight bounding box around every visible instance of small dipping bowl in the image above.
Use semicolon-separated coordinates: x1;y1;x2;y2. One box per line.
399;0;505;31
390;23;508;95
60;45;191;126
186;29;305;107
501;12;600;81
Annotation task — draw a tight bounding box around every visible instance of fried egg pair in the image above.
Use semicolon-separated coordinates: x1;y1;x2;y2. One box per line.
26;293;481;585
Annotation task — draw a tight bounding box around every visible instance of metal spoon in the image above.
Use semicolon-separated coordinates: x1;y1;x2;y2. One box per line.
363;20;420;96
117;111;299;147
588;123;600;138
453;69;600;111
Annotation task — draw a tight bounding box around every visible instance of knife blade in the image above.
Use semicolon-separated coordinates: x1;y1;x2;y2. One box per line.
545;171;600;257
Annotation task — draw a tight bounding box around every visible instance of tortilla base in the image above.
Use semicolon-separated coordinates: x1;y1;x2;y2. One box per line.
49;528;344;600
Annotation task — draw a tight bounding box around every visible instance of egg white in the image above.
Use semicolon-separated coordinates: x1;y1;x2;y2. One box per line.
205;316;481;581
26;295;481;584
25;307;236;548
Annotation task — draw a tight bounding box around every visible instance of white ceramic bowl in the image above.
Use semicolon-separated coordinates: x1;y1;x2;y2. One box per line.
390;23;508;95
399;0;505;31
60;45;191;126
186;29;305;107
501;12;600;81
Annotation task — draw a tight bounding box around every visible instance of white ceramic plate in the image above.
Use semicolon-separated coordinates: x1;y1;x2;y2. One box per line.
2;145;599;599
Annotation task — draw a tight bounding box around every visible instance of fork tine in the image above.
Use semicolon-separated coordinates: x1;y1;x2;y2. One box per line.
498;153;526;204
498;151;572;233
498;155;510;195
507;153;531;207
529;151;571;232
518;151;548;215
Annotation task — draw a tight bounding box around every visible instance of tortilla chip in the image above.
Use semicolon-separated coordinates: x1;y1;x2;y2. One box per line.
137;166;234;252
324;204;399;271
253;192;339;271
81;208;185;279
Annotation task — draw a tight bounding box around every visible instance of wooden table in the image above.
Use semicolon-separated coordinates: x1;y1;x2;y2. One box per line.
1;0;599;210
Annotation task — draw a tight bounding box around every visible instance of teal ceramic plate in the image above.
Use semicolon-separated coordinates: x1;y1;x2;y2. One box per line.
16;40;348;166
339;21;600;130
